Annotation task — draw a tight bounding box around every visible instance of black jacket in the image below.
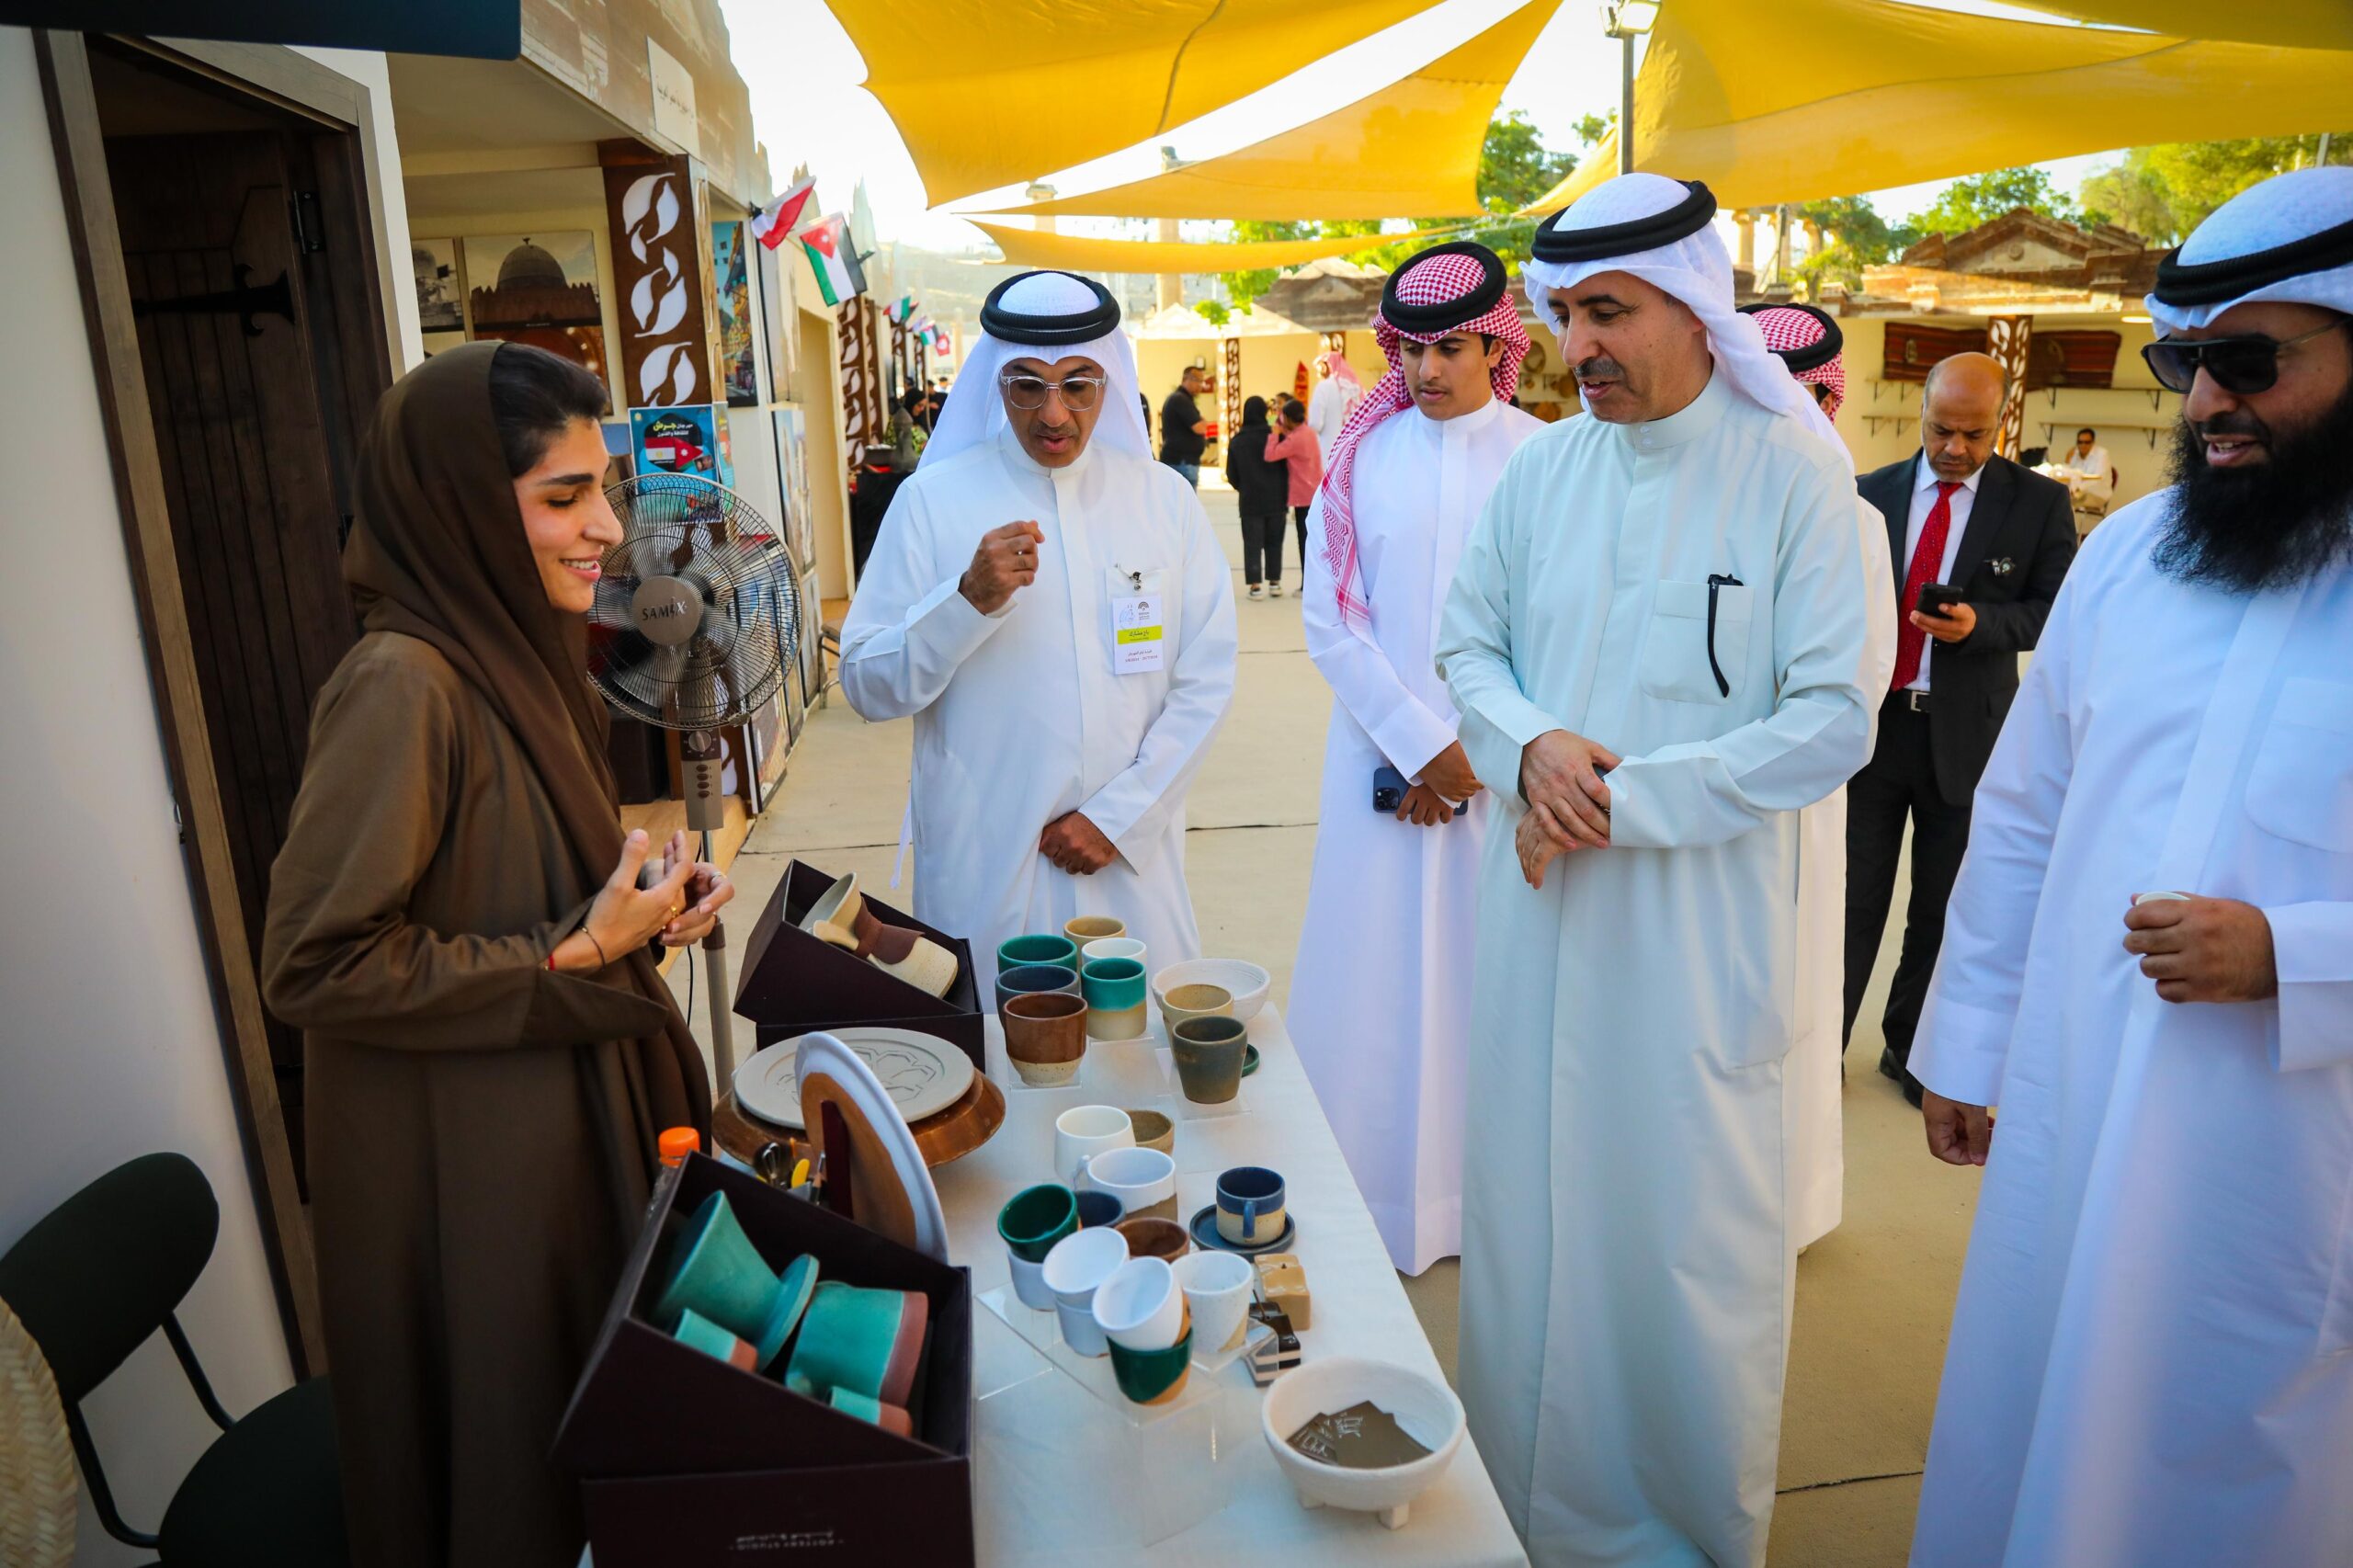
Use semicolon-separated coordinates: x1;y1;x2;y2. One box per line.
1160;389;1206;463
1858;451;2077;805
1223;423;1289;512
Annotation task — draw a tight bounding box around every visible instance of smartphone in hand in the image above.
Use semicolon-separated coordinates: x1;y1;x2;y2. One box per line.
1915;582;1965;618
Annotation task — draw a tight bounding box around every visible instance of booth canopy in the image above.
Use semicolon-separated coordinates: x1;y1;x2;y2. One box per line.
970;221;1461;273
2029;1;2353;51
824;0;1439;205
976;0;1562;221
1525;0;2353;214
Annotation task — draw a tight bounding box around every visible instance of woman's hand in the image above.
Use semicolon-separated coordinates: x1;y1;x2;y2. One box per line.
552;829;694;971
658;858;736;947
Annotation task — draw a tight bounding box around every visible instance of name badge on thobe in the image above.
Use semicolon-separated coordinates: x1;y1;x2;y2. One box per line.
1110;567;1167;675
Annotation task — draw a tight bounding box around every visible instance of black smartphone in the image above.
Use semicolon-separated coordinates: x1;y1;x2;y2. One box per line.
1915;582;1965;618
1373;765;1408;813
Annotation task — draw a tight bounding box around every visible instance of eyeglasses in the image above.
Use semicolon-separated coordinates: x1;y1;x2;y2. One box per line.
2141;320;2347;395
999;372;1107;411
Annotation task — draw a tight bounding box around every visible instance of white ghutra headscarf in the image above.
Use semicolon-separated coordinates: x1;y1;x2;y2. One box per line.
921;269;1148;466
2145;165;2353;335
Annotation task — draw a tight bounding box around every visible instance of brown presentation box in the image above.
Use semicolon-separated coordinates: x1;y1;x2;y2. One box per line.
556;1153;975;1567
733;857;986;1076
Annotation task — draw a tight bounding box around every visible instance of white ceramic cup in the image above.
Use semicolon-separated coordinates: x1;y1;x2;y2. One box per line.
1043;1227;1129;1358
1053;1106;1135;1187
1082;937;1148;971
2133;890;2193;906
1080;1145;1177;1222
1006;1250;1056;1311
1092;1256;1184;1351
1172;1250;1256;1357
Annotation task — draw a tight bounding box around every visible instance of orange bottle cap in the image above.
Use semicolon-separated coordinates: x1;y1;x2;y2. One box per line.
659;1127;701;1166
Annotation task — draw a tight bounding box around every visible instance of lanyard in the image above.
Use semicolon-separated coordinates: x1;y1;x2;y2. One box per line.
1705;573;1743;698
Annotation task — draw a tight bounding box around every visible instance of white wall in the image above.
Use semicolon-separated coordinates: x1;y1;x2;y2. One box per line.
0;29;406;1562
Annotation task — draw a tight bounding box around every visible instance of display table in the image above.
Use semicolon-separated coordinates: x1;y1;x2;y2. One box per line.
920;1005;1529;1567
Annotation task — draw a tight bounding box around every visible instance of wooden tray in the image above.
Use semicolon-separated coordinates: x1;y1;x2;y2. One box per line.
713;1071;1005;1173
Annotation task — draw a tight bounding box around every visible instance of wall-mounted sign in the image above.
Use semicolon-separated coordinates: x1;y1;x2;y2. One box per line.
647;38;700;159
603;156;715;409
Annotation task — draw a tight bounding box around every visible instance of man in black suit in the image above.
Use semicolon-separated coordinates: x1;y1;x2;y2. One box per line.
1846;351;2076;1105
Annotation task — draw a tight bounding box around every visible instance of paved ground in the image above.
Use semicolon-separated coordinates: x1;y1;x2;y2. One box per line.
680;476;1984;1564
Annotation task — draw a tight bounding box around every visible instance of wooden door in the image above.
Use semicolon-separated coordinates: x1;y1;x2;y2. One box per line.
107;131;362;1188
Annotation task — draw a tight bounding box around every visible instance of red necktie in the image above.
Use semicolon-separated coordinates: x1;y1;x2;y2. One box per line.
1892;481;1961;691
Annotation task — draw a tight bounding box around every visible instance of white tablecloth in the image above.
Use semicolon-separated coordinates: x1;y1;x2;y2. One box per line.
931;1006;1528;1567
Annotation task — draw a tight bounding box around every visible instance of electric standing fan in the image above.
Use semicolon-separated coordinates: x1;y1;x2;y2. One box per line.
588;471;801;1082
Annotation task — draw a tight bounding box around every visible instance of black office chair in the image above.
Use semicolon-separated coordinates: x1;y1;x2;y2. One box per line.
0;1153;346;1566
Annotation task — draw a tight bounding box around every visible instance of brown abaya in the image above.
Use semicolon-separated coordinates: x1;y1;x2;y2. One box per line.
261;343;710;1568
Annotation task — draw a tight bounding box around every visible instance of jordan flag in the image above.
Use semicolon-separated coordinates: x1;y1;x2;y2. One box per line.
749;176;816;249
799;215;867;306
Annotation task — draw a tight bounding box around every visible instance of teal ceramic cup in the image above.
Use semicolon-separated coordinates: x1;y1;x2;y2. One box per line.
784;1281;931;1407
998;933;1080;973
650;1192;808;1368
997;1183;1080;1264
672;1307;758;1371
1108;1322;1194;1405
1080;956;1148;1013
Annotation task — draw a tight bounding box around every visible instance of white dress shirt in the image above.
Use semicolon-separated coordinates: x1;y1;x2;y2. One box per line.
1902;457;1984;692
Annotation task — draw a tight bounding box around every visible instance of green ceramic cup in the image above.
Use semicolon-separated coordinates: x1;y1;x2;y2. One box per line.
784;1281;930;1407
997;1182;1080;1263
1170;1015;1249;1105
1108;1322;1194;1405
998;933;1080;972
651;1192;804;1367
1080;956;1148;1013
672;1307;757;1371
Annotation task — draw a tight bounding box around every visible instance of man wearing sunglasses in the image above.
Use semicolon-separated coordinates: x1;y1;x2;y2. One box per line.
1906;166;2353;1568
839;269;1238;987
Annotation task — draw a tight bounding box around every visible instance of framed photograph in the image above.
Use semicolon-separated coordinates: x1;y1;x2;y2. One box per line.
631;403;736;489
771;405;813;573
463;231;609;403
756;234;799;403
413;237;463;333
712;221;759;407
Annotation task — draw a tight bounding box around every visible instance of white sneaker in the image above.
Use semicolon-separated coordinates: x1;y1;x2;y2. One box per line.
1268;581;1286;597
1247;584;1264;600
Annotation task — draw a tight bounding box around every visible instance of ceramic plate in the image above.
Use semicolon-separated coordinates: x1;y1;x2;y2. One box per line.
734;1028;975;1130
1189;1202;1297;1257
797;1033;951;1264
1243;1043;1260;1078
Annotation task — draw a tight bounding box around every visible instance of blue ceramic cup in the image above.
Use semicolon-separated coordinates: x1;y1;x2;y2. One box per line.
1074;1190;1125;1228
1215;1165;1286;1245
1080;956;1148;1014
998;933;1080;973
996;962;1080;1016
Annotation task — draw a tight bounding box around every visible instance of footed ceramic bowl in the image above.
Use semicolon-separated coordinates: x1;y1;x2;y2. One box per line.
1260;1357;1466;1530
1152;959;1271;1024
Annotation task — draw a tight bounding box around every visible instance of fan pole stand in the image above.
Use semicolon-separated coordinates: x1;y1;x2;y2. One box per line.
681;728;737;1084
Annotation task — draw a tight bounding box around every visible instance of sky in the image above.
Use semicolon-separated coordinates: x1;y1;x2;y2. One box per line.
716;0;2131;256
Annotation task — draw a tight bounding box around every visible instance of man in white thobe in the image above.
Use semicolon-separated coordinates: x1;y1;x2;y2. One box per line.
2052;425;2115;514
1290;242;1544;1275
1435;175;1878;1568
1909;166;2353;1568
1307;347;1365;461
839;270;1238;981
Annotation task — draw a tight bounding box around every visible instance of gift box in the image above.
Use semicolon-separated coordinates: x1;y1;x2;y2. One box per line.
733;858;985;1076
556;1153;974;1567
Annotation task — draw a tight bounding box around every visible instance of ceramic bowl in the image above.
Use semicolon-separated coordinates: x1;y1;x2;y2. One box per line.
1157;983;1233;1031
1124;1108;1174;1157
1111;1215;1190;1265
1260;1357;1467;1530
1152;959;1271;1023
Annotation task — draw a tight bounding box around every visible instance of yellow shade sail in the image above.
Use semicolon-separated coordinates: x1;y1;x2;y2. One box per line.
2026;2;2353;51
971;221;1459;274
1524;0;2353;215
824;0;1442;206
975;0;1563;221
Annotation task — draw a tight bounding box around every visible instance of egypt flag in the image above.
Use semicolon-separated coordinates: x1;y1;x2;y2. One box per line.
750;176;816;250
800;215;868;307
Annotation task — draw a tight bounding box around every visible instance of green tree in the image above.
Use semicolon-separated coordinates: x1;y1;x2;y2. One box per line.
1793;194;1917;292
1905;165;2079;236
1193;299;1232;328
2079;133;2350;244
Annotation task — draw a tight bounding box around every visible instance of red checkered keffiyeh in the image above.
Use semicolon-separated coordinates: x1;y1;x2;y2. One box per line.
1749;304;1846;417
1318;250;1529;633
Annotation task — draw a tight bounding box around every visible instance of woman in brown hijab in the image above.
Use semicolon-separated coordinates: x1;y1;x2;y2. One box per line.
263;342;730;1567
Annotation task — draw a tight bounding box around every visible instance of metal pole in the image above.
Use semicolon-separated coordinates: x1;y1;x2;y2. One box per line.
1619;32;1635;176
699;827;736;1084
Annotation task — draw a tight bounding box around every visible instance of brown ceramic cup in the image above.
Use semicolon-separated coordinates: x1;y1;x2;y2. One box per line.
1004;991;1087;1086
1170;1015;1249;1105
1112;1215;1191;1265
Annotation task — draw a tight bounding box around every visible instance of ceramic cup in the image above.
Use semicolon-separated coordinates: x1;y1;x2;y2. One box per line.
1112;1215;1191;1265
1173;1249;1256;1355
827;1385;915;1437
1170;1016;1250;1105
1052;1106;1134;1187
1064;915;1127;947
1003;992;1088;1087
997;932;1080;973
1093;1256;1185;1351
1042;1225;1129;1358
672;1306;758;1371
1124;1108;1174;1157
1158;982;1233;1032
996;962;1080;1017
1082;937;1148;971
999;1183;1078;1308
784;1281;930;1407
2133;890;2193;906
1082;1144;1177;1223
1108;1313;1194;1405
651;1191;802;1369
1073;1190;1124;1228
1215;1165;1286;1245
1080;957;1150;1041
